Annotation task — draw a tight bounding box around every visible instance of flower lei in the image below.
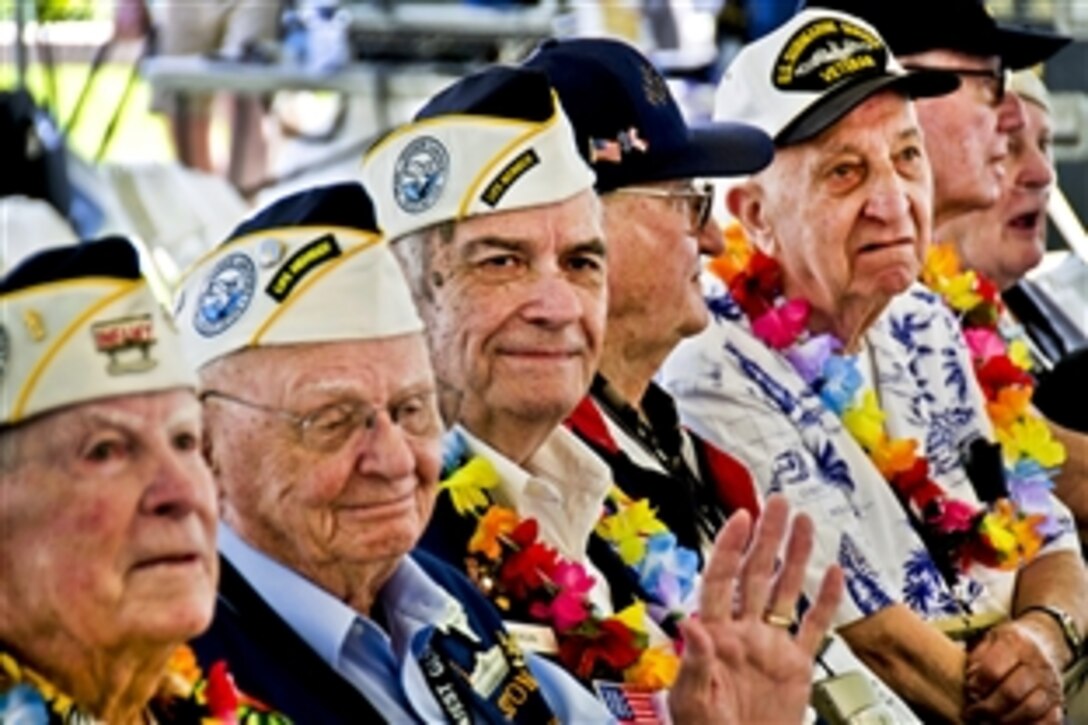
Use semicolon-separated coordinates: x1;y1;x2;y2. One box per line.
708;224;1053;575
922;242;1066;533
438;431;699;691
0;645;289;724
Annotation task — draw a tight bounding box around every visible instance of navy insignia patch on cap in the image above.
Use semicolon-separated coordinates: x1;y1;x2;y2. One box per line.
394;136;449;214
91;314;158;375
194;252;257;337
640;62;669;107
774;17;886;91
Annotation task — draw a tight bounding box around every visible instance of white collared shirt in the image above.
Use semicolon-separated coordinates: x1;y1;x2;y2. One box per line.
458;424;617;614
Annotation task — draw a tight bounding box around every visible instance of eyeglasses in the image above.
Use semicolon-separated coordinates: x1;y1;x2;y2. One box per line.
611;183;714;234
902;64;1007;106
200;389;440;452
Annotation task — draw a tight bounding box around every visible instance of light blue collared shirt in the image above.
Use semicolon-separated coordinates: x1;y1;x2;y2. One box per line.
219;524;611;723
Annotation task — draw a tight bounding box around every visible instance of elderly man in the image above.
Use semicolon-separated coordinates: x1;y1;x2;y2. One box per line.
176;180;839;723
362;67;841;719
660;7;1088;723
0;237;275;722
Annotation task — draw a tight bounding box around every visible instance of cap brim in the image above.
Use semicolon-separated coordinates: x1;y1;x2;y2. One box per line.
993;25;1072;70
777;69;960;146
594;121;774;192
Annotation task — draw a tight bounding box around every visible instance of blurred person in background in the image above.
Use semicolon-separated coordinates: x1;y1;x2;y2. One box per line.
114;0;279;190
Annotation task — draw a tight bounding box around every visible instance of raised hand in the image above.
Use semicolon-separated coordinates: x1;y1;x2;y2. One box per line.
668;494;844;724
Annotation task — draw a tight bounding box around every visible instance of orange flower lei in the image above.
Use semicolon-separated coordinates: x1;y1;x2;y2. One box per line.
707;225;1052;576
0;645;289;724
439;431;685;691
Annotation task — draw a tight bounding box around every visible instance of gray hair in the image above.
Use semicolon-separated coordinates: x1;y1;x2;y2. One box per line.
389;221;454;307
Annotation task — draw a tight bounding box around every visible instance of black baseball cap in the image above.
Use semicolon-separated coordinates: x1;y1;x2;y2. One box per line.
523;37;774;192
801;0;1071;70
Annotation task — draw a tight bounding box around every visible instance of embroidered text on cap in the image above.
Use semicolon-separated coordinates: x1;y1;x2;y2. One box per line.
774;17;886;92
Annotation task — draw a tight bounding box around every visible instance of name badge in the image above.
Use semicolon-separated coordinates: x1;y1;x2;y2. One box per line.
503;621;559;655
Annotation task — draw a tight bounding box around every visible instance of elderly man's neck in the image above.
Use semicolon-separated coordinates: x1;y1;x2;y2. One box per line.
2;631;174;723
458;406;559;467
598;330;677;411
223;513;397;615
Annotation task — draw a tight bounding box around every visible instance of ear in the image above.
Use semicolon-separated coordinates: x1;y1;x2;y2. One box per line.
727;181;779;256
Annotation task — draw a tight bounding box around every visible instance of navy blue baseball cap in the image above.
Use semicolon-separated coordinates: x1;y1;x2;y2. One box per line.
523;37;774;193
801;0;1071;70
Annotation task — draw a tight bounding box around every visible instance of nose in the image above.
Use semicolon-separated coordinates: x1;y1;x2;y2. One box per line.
355;412;416;481
997;91;1027;135
520;268;585;328
142;447;215;519
697;216;725;256
862;166;911;225
1017;139;1054;192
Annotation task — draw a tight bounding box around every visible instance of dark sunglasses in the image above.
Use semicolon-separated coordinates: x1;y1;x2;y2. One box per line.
902;64;1007;106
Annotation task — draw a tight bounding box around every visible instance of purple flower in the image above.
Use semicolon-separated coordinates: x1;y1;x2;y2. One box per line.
785;334;841;386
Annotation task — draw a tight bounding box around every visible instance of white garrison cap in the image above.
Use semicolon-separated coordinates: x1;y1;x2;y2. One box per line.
173;182;423;371
0;236;196;425
361;66;595;241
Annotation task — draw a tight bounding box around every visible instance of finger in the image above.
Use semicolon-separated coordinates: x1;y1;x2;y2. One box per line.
699;507;752;623
999;685;1062;724
796;564;844;656
964;663;1053;721
965;633;1020;697
738;494;790;619
674;618;716;693
766;511;814;619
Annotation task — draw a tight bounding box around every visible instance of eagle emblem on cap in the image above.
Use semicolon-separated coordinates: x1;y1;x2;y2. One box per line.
394;136;449;214
193;253;257;338
640;62;669;107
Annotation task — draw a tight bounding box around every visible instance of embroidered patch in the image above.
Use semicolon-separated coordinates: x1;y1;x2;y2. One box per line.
640;62;669;107
91;314;158;375
265;234;342;303
773;17;885;91
394;136;449;213
193;253;257;337
481;149;539;207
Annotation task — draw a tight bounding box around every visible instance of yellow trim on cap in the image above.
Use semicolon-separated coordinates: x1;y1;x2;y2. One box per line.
248;236;383;345
363;113;534;162
11;280;141;423
177;225;382;290
456;110;559;220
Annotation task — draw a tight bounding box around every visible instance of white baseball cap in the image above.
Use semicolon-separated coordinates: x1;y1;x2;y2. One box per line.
715;8;959;145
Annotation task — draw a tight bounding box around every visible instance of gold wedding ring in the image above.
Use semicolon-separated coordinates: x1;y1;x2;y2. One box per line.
763;612;794;629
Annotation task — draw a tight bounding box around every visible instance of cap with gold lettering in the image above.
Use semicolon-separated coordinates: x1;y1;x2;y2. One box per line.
715;8;959;146
174;181;423;371
0;236;197;425
361;66;595;241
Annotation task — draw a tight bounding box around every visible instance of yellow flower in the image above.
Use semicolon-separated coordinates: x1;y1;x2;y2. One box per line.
980;501;1044;569
596;499;667;565
613;601;649;635
439;455;500;515
1008;340;1033;371
942;270;983;312
625;645;681;690
923;243;962;285
469;506;520;561
997;417;1066;468
842;390;886;451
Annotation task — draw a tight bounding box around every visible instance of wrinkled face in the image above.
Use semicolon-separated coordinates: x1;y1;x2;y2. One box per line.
418;190;607;431
957;101;1054;289
904;50;1026;220
0;390;217;654
601;181;724;347
747;92;933;317
208;336;442;579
